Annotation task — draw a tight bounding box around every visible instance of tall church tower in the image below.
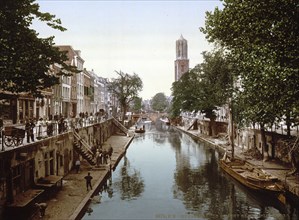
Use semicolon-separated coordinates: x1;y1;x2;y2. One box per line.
174;35;189;81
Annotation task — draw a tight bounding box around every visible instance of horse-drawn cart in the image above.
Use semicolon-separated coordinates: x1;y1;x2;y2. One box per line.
3;126;25;147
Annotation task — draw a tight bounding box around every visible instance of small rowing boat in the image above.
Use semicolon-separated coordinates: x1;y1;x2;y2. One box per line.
135;128;145;133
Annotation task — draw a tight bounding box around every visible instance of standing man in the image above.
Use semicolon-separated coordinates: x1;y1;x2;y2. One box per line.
95;149;100;167
108;144;113;161
25;119;35;143
75;159;81;173
84;172;93;191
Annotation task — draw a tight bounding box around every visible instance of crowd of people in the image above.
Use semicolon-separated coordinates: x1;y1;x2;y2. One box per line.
0;110;110;147
75;141;114;178
92;144;113;167
28;110;109;139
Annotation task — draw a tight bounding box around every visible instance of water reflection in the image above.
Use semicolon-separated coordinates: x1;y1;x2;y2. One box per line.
172;138;231;219
83;123;298;220
115;156;145;200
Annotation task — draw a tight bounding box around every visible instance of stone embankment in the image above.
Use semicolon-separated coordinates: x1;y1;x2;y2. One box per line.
176;126;299;202
32;134;134;220
30;125;298;219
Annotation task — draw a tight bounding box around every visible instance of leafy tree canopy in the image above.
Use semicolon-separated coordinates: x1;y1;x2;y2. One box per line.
171;50;233;120
201;0;298;69
151;92;168;112
131;96;143;113
201;0;299;131
0;0;78;97
108;70;143;122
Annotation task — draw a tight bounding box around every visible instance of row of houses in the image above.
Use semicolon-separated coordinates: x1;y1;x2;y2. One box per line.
0;46;134;218
0;45;120;126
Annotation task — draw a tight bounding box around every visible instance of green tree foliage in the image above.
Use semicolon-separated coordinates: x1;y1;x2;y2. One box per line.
171;50;233;135
0;0;78;97
201;0;299;136
131;96;142;113
171;50;232;118
171;66;201;117
202;0;298;69
151;92;168;112
108;71;143;123
197;50;233;120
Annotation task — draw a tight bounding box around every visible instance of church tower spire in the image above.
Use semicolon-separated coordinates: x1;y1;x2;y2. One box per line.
174;35;189;81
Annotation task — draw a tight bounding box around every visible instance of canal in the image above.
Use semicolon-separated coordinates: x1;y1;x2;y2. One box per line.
83;121;298;220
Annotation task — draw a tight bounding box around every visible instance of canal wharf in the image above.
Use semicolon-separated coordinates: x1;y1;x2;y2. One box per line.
176;126;299;203
30;134;134;220
0;117;135;220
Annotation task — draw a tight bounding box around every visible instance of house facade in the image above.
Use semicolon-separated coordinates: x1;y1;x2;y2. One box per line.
0;45;117;127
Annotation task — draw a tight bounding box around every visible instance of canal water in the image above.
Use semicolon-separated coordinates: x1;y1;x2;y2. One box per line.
83;121;298;220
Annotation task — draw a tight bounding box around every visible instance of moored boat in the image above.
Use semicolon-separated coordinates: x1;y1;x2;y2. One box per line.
160;117;170;125
135;128;145;133
220;153;285;203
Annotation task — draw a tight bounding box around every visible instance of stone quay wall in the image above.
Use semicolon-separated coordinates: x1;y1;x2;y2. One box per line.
0;118;120;210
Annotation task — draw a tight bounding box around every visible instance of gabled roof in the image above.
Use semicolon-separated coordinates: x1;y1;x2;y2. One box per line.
55;45;85;65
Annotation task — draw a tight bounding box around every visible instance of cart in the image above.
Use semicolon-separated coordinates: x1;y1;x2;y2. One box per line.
3;126;25;147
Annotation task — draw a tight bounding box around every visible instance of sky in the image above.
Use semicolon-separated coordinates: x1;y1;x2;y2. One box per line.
33;0;223;100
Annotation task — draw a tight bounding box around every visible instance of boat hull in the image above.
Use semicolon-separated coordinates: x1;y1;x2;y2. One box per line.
219;158;285;201
135;129;145;133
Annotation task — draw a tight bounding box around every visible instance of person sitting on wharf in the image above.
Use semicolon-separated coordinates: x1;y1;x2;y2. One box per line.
35;202;47;217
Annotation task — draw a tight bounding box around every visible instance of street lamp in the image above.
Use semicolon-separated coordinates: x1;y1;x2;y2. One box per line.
0;118;4;151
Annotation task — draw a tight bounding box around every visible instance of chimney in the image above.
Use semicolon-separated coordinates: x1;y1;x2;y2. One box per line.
75;50;81;56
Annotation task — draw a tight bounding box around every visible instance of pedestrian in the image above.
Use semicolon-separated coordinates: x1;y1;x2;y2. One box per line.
0;117;3;128
103;149;108;164
36;118;43;138
108;145;113;160
25;119;35;143
84;172;93;191
58;117;64;134
75;159;81;173
35;202;47;217
99;148;103;165
95;149;100;167
46;121;53;136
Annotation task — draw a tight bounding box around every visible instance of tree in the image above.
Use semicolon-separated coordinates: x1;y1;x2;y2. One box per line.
202;0;298;69
201;0;299;135
197;50;232;114
201;0;299;158
171;50;233;135
0;0;78;97
171;66;201;117
151;92;168;112
108;71;143;123
131;96;142;113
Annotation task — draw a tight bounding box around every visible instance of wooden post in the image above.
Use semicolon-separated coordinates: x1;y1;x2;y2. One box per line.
229;102;234;159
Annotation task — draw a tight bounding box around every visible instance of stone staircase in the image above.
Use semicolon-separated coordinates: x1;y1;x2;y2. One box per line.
112;117;128;135
187;119;198;130
73;130;96;165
